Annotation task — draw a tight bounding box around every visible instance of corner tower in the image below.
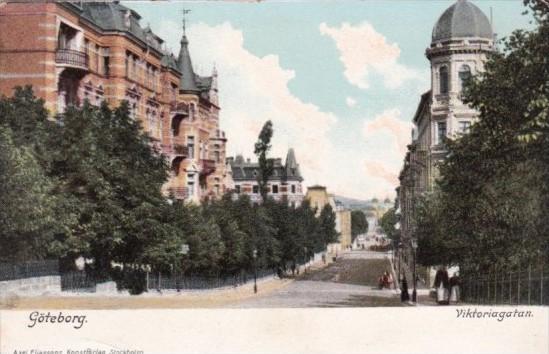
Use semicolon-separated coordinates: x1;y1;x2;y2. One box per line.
426;0;495;151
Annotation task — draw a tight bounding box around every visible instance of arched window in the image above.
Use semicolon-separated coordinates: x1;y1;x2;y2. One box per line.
439;66;449;94
459;64;472;91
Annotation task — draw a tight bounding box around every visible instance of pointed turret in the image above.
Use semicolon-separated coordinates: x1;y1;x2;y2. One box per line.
285;148;302;180
209;64;219;105
177;34;200;93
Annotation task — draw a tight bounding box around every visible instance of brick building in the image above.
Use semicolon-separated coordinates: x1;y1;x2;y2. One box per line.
0;1;230;202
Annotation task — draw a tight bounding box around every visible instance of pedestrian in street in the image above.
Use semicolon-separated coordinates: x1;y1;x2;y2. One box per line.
449;271;461;304
400;275;410;302
434;266;450;305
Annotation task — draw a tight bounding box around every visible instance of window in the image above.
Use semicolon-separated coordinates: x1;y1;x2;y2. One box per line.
187;174;195;196
439;66;449;94
459;65;471;91
102;48;110;77
215;185;220;195
458;121;471;134
214;151;220;163
437;121;447;144
291;185;296;194
272;185;279;194
84;38;89;57
235;185;241;194
187;136;195;159
94;44;99;73
253;185;259;194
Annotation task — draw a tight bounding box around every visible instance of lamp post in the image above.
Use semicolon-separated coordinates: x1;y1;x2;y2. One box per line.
253;249;258;294
411;238;418;303
398;242;402;283
304;246;308;274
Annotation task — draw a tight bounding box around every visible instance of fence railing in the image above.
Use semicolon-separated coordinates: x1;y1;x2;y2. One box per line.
1;260;280;294
61;271;98;293
147;268;276;291
0;260;59;281
461;266;549;305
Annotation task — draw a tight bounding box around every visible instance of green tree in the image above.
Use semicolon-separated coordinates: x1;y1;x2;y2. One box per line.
351;210;369;241
254;120;274;202
0;127;59;262
380;207;399;242
416;0;549;271
318;204;338;245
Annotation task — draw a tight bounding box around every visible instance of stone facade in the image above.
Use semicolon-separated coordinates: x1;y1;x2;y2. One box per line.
228;149;304;206
397;0;495;286
0;1;230;203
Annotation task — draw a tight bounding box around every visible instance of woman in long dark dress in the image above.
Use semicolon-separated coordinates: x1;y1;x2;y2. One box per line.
400;275;410;302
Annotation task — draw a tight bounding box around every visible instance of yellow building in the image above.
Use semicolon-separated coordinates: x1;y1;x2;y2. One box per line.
305;185;352;252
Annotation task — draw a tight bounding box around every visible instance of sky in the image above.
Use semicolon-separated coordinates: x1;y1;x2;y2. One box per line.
125;0;533;200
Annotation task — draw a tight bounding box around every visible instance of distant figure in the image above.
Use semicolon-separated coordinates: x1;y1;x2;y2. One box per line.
387;271;394;289
434;266;450;305
449;272;461;304
400;275;410;302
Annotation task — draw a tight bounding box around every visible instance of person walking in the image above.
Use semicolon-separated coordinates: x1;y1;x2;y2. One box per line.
434;266;450;305
449;272;461;304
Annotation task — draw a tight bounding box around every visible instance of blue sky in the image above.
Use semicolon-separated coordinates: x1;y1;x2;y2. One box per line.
126;0;533;200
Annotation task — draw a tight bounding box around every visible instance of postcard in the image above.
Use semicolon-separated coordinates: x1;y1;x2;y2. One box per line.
0;0;547;353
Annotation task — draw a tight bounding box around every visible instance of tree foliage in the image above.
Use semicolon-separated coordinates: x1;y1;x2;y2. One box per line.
351;210;369;241
254;120;274;202
415;1;549;271
380;207;399;242
0;92;339;284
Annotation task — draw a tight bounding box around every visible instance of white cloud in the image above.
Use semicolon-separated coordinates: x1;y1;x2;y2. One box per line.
319;22;421;90
358;109;414;197
345;96;357;108
363;108;413;156
157;21;341;193
155;21;412;200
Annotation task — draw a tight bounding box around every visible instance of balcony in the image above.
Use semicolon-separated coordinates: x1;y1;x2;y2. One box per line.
161;143;189;157
200;159;216;176
170;101;189;115
55;49;88;71
167;186;189;200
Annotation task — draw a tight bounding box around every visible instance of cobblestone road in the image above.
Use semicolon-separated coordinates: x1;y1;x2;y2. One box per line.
228;250;405;308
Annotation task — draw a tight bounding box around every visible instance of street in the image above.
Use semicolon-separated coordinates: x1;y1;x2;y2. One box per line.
228;250;403;308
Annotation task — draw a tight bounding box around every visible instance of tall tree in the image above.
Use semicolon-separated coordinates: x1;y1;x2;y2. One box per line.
254;120;274;202
318;204;339;246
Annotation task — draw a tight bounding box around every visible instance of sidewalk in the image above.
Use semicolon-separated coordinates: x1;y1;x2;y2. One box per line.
386;251;434;306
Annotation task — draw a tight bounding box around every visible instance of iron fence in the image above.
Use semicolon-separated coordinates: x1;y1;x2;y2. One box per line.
461;265;549;305
0;260;59;281
147;268;276;291
60;271;98;293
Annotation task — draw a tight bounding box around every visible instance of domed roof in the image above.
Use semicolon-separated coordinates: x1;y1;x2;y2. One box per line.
432;0;493;42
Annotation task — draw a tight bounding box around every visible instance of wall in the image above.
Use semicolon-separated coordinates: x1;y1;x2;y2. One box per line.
0;276;61;297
